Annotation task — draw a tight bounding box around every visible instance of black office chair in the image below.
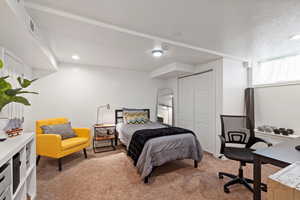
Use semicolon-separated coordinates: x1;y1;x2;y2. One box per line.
218;115;272;193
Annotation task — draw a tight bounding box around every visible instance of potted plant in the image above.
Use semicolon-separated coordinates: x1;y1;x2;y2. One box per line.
0;58;38;138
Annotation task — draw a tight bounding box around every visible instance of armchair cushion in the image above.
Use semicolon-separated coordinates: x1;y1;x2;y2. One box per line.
61;137;89;151
41;122;76;140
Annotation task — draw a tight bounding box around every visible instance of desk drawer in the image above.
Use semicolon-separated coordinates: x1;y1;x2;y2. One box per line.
0;188;11;200
0;163;11;196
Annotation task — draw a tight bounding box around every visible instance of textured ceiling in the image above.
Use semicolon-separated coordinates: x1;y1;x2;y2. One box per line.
27;8;220;71
25;0;300;69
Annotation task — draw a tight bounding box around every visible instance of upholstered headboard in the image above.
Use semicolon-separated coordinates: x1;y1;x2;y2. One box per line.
115;109;150;124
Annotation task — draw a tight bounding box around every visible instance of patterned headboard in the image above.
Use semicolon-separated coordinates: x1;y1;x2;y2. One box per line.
115;109;150;124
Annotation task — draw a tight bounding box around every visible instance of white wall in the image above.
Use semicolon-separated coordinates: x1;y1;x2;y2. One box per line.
255;84;300;133
222;58;248;115
24;64;165;131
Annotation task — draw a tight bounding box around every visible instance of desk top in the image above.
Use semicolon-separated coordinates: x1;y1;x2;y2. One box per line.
254;139;300;166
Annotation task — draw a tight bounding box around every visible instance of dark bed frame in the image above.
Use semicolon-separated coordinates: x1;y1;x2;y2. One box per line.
114;108;198;184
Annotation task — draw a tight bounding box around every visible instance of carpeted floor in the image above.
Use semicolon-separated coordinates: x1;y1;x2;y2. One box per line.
37;147;279;200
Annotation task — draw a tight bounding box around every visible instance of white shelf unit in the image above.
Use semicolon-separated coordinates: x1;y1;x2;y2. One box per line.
0;133;36;200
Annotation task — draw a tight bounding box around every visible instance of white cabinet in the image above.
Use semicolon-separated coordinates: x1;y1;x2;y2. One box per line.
0;133;36;200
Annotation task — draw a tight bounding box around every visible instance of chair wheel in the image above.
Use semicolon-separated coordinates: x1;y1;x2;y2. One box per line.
218;174;224;179
224;187;230;193
261;184;267;192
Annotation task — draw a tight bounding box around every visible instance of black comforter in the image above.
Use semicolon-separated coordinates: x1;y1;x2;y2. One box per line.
127;127;194;165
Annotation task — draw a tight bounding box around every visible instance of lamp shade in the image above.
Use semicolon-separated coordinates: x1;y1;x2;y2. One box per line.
96;104;111;124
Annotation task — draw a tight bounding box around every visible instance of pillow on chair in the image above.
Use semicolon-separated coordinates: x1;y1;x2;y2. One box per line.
41;122;77;140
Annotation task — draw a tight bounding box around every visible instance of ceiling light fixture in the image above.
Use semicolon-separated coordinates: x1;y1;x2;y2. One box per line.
290;34;300;41
152;49;164;58
72;54;80;60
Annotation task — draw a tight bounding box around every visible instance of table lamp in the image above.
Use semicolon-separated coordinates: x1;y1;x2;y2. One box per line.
96;104;110;125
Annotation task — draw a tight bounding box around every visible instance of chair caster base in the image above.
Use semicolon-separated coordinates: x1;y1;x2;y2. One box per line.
261;183;267;192
224;187;230;193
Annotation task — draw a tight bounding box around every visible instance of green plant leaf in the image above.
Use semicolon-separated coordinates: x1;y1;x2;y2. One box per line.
22;79;32;88
0;75;38;112
16;91;39;95
4;88;38;96
17;77;22;87
0;77;12;91
0;59;3;69
12;96;31;106
5;88;22;96
0;76;9;81
17;77;38;88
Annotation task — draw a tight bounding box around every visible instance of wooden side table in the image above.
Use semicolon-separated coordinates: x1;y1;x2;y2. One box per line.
93;124;117;153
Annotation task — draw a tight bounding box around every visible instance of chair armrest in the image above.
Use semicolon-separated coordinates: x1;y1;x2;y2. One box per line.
73;128;91;140
219;135;226;154
253;137;272;147
36;134;62;156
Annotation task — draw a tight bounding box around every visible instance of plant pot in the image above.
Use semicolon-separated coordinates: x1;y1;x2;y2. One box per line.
0;118;9;139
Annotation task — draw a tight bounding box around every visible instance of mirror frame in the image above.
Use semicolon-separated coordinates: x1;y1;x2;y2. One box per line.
156;88;174;126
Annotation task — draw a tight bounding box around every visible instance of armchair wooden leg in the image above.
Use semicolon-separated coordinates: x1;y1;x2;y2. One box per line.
36;155;41;166
58;158;62;171
83;148;87;159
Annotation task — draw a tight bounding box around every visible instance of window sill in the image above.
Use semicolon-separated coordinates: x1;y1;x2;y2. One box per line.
255;130;300;139
253;80;300;88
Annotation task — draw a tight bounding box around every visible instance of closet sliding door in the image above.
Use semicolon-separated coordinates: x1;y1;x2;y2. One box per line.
194;72;214;153
178;76;195;131
178;70;215;154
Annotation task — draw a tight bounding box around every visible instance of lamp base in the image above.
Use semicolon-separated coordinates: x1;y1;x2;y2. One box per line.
296;145;300;151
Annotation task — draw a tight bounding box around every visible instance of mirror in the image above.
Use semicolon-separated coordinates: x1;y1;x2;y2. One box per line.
156;88;174;126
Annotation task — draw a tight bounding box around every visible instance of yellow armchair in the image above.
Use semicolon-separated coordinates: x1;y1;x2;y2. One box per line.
36;118;91;171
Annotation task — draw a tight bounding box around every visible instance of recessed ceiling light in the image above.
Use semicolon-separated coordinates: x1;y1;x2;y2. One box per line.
290;34;300;41
72;54;80;60
152;49;164;58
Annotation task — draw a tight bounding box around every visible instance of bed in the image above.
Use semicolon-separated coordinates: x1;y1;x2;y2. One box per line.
115;109;203;183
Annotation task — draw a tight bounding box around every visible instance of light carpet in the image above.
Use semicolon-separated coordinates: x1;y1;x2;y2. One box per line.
37;148;279;200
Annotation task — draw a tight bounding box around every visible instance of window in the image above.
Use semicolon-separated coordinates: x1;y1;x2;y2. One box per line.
252;54;300;86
